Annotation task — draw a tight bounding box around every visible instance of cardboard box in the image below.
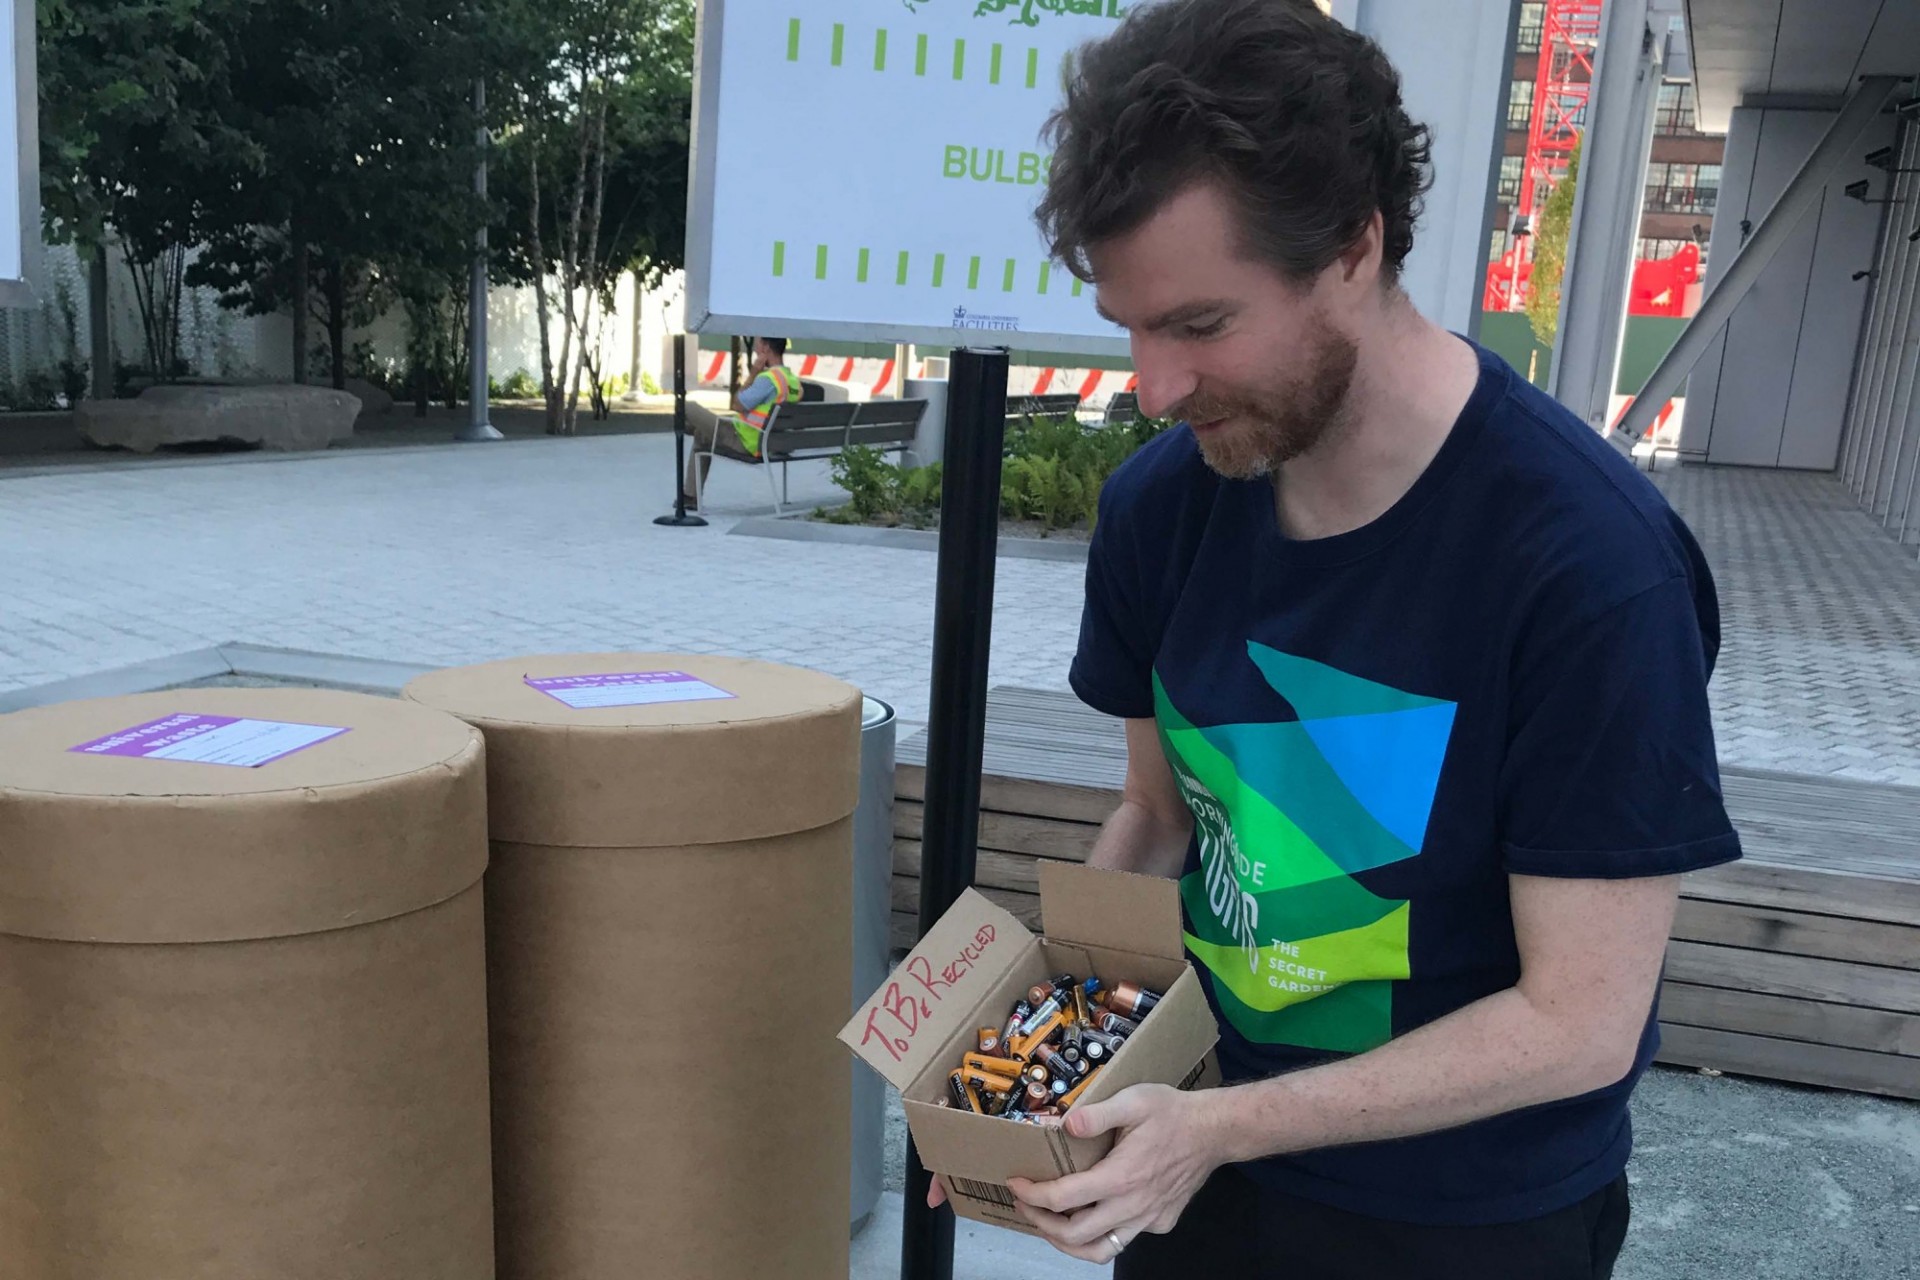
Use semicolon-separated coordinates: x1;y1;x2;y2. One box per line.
404;653;862;1280
842;862;1220;1234
0;689;494;1279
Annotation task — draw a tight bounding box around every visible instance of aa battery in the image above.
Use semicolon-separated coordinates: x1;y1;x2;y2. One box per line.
961;1067;1022;1097
1096;1011;1141;1037
1020;994;1067;1037
977;1027;1006;1057
948;1071;982;1114
1059;1066;1100;1110
963;1052;1017;1079
1021;1008;1067;1050
1001;1004;1031;1052
1032;1042;1084;1085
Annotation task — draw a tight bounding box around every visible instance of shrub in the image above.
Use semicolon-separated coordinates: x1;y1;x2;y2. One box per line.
823;404;1175;533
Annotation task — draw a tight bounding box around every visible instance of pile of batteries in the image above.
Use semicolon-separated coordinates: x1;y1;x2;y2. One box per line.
943;974;1163;1126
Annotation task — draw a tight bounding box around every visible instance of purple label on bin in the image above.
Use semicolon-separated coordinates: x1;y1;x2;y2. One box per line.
524;670;737;710
69;713;351;768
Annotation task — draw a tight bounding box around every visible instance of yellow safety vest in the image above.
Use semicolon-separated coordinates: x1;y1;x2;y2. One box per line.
733;366;801;458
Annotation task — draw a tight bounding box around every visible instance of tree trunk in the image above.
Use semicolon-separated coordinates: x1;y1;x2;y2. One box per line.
164;247;184;379
291;236;310;385
549;61;594;436
564;89;612;436
326;255;347;390
446;281;468;411
527;140;559;433
89;242;112;400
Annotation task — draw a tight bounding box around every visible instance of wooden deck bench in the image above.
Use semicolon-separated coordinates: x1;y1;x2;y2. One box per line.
693;398;926;514
893;686;1920;1099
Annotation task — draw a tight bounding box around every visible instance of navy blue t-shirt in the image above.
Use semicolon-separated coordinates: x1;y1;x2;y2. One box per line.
1071;340;1741;1227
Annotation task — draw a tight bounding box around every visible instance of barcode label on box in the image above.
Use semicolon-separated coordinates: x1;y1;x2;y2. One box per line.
1178;1059;1207;1091
948;1177;1017;1210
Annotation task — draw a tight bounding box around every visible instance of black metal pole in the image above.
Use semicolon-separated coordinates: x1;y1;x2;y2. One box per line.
655;333;708;527
901;346;1009;1280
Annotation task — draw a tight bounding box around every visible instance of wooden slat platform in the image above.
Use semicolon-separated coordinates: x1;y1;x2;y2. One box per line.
894;686;1920;1099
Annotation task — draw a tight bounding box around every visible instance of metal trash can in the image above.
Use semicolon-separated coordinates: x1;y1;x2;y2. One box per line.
851;696;896;1233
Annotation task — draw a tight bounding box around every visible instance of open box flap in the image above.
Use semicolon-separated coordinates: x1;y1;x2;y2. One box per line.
840;887;1031;1092
1039;863;1186;962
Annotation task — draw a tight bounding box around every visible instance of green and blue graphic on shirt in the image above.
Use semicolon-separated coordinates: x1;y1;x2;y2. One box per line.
1157;643;1456;1055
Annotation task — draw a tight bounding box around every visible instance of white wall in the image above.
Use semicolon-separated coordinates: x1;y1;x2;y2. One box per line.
350;270;689;396
1332;0;1517;335
1682;105;1895;468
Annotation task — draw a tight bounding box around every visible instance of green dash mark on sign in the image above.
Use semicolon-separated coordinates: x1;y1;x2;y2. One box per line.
1026;48;1040;88
857;248;871;283
830;23;845;66
772;241;787;277
897;251;911;285
1072;276;1085;296
1002;258;1017;292
874;29;887;71
952;38;966;80
967;256;982;289
932;254;947;287
787;18;801;61
816;245;829;280
915;33;928;75
990;43;1004;85
1038;260;1051;293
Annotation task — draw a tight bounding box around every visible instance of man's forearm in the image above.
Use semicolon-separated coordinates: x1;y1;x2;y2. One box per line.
1087;798;1190;879
1194;983;1636;1166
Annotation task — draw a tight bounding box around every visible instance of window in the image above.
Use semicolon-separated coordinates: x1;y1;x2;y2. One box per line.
1645;162;1720;214
1507;80;1536;131
1497;155;1525;204
1516;2;1546;54
1656;83;1699;135
1637;237;1688;261
1490;227;1511;263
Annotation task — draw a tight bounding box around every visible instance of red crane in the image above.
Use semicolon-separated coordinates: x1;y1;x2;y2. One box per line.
1486;0;1605;312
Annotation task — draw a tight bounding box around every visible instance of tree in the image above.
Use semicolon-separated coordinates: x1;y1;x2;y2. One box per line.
1527;135;1581;349
185;1;487;388
491;0;692;434
37;0;253;384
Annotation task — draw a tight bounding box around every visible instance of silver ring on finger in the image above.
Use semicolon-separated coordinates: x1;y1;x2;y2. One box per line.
1107;1230;1127;1255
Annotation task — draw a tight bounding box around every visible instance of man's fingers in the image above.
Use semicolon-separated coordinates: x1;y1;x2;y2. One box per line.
1008;1166;1117;1215
926;1177;947;1209
1013;1196;1075;1240
1064;1083;1160;1139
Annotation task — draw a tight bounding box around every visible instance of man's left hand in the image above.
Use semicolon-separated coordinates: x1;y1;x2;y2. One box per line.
1006;1084;1222;1264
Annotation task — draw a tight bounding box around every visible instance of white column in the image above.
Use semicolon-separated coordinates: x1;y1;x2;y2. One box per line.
1549;0;1662;430
1332;0;1520;335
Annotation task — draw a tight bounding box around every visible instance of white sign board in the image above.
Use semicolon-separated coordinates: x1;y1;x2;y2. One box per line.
685;0;1131;356
0;0;34;306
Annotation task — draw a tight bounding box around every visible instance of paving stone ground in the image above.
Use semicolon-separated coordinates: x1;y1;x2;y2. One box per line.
0;432;1915;784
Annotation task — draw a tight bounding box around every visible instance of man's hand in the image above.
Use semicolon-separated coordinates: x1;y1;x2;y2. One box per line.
1006;1085;1222;1264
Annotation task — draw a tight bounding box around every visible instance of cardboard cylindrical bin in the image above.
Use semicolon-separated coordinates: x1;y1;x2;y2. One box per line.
404;654;860;1280
0;689;495;1279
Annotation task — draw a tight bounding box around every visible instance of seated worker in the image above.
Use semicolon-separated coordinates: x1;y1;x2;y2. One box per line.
682;336;802;504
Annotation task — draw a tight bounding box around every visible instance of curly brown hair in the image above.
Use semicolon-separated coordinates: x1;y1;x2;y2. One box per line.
1034;0;1433;286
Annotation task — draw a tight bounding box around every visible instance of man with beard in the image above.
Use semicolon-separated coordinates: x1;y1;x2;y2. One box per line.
922;1;1741;1275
